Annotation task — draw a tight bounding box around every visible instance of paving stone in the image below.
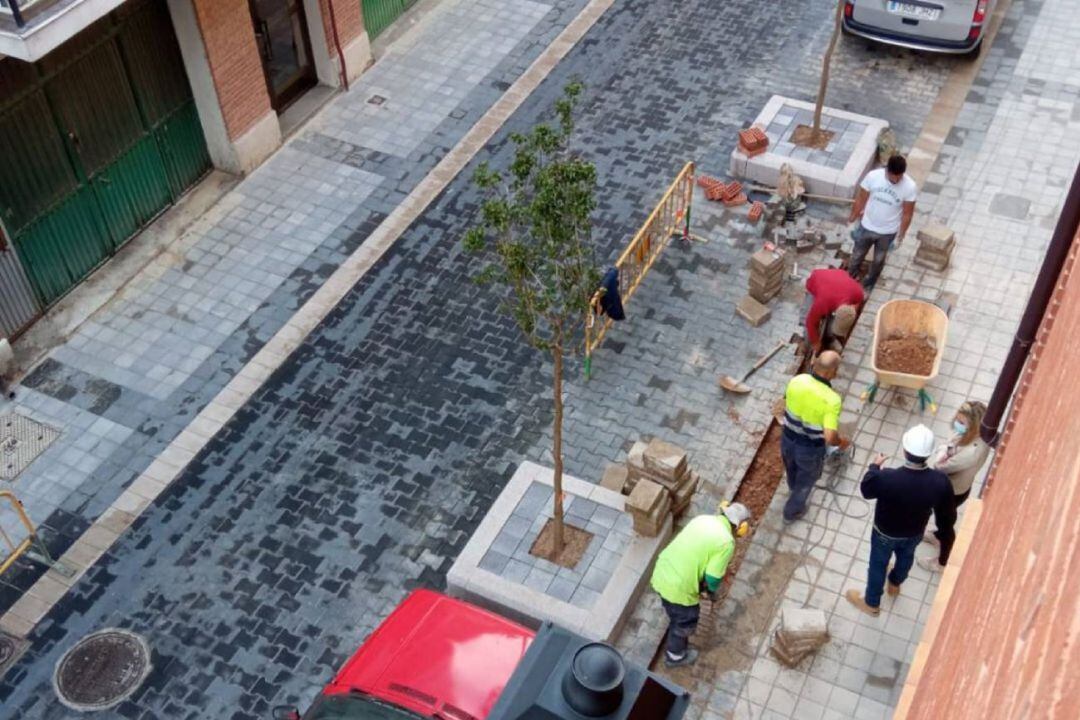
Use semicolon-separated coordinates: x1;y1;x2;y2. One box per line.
737;295;773;326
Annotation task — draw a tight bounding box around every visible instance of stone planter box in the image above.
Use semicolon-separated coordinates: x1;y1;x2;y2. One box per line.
447;461;671;641
730;95;888;199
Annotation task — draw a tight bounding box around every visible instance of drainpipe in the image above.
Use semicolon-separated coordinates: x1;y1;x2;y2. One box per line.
326;0;350;92
980;162;1080;447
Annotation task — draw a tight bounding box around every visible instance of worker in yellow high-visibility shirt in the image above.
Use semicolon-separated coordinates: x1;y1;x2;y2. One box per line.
649;502;752;667
781;350;851;522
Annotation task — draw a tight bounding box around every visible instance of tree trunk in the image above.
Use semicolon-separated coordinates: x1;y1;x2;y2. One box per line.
551;337;565;555
813;0;845;135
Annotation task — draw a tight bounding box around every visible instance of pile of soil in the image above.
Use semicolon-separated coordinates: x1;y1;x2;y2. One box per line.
733;422;785;520
530;519;593;569
791;124;834;150
877;331;937;376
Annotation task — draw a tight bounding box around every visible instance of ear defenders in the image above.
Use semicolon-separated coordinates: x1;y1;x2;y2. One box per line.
719;500;751;538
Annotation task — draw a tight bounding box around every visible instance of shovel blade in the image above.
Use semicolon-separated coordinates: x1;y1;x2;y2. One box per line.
720;376;751;394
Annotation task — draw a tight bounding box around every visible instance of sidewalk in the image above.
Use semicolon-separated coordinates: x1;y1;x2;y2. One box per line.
667;0;1080;718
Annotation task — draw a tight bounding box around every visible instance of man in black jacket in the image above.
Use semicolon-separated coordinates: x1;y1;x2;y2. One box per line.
845;424;955;616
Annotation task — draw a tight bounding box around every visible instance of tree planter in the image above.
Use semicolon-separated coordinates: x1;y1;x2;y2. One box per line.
447;461;671;641
730;95;888;199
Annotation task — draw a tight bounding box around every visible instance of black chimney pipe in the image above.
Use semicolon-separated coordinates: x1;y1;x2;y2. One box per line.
981;161;1080;448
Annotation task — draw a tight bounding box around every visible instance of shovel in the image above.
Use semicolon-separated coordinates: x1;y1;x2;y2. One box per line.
720;341;787;394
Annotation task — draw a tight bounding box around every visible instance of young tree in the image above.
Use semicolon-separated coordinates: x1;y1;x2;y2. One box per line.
463;82;601;556
812;0;846;136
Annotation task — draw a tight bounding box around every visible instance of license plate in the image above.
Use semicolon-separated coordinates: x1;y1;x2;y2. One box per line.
886;1;941;21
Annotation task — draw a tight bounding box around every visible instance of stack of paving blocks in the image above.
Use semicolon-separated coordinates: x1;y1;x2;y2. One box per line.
748;248;785;303
913;223;956;271
626;479;671;537
606;439;700;536
770;608;830;667
738;126;769;157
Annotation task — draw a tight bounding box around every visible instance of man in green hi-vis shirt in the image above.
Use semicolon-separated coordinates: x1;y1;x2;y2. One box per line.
650;502;752;667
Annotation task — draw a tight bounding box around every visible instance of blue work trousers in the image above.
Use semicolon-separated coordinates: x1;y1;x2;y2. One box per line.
781;433;825;522
865;528;921;608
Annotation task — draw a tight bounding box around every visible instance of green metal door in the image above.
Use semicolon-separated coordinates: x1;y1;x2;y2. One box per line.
362;0;418;40
0;0;210;308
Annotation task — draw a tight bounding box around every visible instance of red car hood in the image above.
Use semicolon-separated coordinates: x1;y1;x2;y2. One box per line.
324;590;534;719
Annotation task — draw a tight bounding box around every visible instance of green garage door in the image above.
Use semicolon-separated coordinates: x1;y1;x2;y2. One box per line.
362;0;418;40
0;0;210;307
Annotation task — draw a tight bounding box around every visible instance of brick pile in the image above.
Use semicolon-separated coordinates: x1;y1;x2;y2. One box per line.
748;248;785;303
697;175;747;207
697;175;727;202
738;126;769;157
913;223;956;271
722;180;747;207
770;608;829;667
602;439;700;536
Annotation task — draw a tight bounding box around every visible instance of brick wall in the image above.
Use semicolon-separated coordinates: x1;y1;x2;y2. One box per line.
906;229;1080;718
191;0;272;140
316;0;365;56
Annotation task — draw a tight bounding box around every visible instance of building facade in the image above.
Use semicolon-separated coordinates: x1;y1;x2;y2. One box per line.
0;0;405;336
896;225;1080;717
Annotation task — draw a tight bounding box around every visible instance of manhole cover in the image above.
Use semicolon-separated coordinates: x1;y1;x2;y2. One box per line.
0;631;30;677
53;629;151;711
0;413;60;481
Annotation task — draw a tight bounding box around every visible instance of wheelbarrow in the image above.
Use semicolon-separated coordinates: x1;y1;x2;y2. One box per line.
860;298;949;413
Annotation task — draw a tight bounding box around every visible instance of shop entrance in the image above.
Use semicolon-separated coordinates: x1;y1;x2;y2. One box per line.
249;0;318;112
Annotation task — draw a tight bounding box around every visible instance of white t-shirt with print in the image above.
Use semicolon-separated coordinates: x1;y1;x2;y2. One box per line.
859;169;918;235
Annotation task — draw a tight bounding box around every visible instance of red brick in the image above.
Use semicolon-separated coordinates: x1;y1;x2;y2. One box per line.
748;201;765;224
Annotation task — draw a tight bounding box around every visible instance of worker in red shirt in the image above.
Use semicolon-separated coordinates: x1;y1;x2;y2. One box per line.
803;267;865;352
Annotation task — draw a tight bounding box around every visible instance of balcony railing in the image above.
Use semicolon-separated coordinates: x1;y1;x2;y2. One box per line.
0;0;52;29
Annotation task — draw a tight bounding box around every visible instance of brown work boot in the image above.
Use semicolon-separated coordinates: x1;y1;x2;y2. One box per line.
845;589;880;617
886;581;901;596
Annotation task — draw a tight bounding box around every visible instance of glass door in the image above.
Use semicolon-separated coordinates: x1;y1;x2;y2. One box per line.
249;0;318;112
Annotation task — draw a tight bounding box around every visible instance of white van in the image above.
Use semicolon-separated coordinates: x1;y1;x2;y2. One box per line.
842;0;996;55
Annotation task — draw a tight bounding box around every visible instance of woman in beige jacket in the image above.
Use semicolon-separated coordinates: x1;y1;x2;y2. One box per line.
919;401;991;571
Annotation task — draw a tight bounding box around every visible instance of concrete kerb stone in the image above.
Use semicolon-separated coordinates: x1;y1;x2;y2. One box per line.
447;461;668;641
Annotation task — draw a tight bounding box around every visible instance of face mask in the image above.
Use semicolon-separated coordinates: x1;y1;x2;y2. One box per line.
953;421;968;435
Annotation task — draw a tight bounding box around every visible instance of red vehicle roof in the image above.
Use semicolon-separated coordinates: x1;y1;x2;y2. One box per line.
324;590;535;719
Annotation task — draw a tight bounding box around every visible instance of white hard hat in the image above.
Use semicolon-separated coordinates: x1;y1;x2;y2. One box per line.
722;501;751;528
902;424;935;458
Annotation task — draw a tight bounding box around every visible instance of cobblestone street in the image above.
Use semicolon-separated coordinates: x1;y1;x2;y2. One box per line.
0;0;1074;718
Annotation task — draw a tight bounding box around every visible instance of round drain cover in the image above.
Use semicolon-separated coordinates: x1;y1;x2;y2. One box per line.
53;629;152;711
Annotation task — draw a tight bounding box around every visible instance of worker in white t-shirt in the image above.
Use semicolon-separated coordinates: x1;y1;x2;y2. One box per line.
847;154;918;291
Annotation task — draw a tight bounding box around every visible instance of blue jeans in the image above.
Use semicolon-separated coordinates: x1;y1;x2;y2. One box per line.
865;528;921;608
661;598;700;658
848;224;896;289
781;433;825;521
